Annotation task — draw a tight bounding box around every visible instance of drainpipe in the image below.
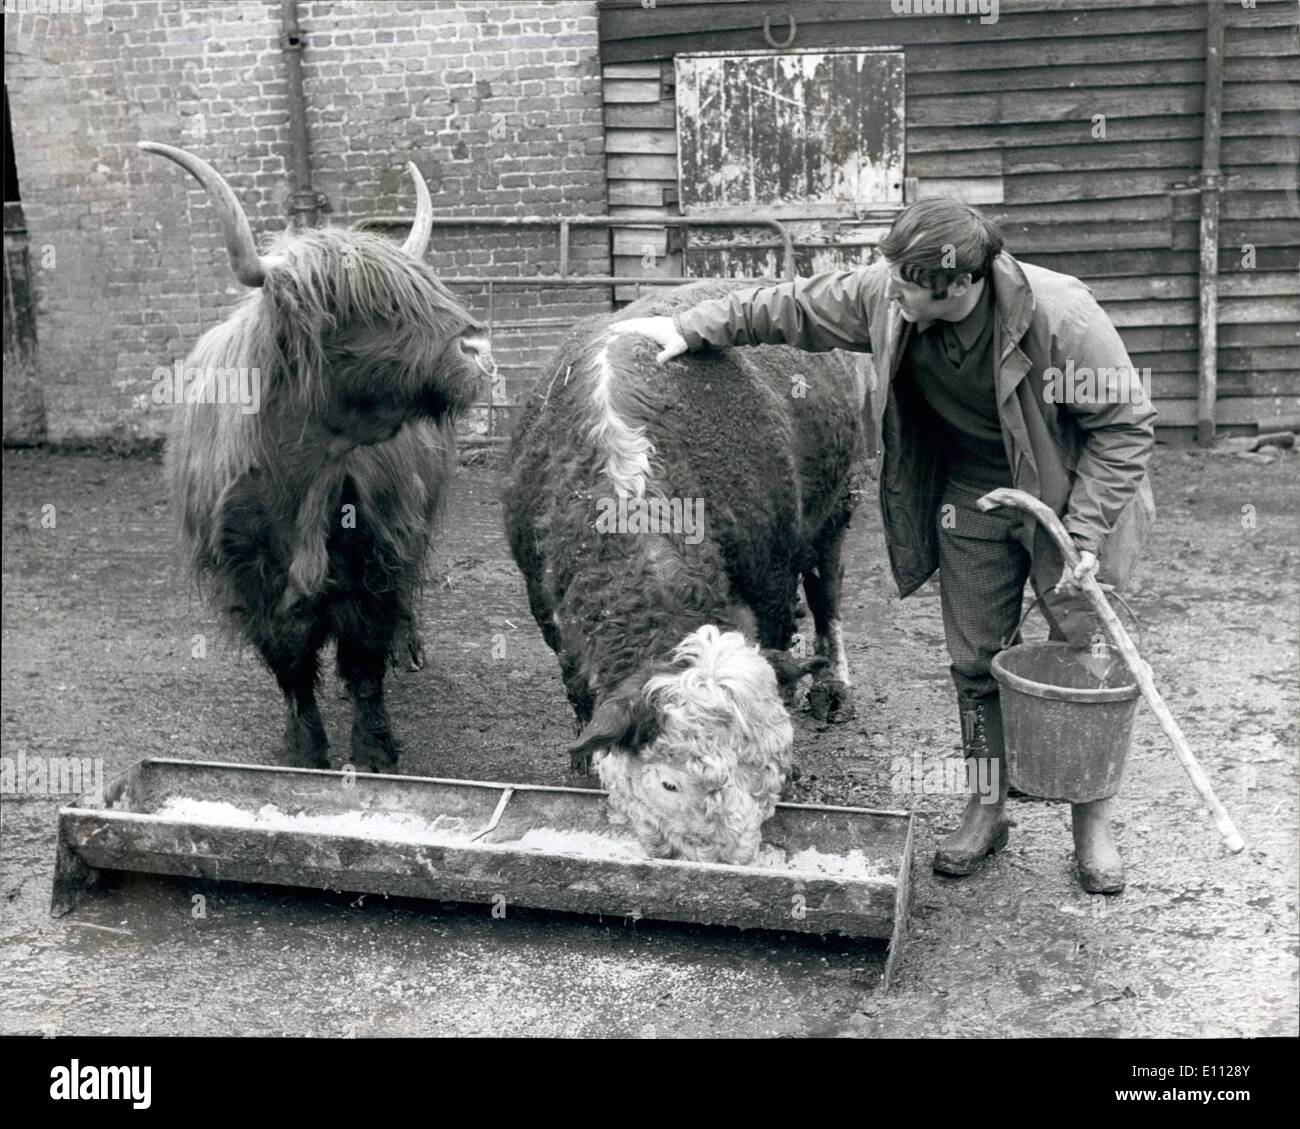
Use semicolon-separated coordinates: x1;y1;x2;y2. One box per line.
280;0;326;228
1196;0;1225;445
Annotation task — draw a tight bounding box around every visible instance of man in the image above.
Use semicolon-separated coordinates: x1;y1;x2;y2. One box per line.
611;197;1156;894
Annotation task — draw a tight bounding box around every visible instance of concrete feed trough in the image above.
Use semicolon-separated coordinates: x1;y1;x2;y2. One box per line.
52;759;914;968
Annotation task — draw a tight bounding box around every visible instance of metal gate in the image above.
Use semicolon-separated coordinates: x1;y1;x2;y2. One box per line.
358;212;884;446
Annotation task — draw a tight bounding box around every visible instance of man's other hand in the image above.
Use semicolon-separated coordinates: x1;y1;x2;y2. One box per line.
1055;550;1099;595
608;316;688;365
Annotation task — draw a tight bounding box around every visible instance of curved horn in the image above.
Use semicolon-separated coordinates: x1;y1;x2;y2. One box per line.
138;141;283;288
400;160;433;261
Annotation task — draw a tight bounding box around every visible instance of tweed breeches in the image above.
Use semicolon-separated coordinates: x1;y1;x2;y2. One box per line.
937;478;1102;701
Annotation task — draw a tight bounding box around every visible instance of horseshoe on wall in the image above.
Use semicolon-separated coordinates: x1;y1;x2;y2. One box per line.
763;13;797;48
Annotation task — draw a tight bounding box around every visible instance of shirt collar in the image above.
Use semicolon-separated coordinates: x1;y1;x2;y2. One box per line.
915;280;992;346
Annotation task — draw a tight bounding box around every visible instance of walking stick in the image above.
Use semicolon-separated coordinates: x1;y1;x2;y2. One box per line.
978;487;1246;853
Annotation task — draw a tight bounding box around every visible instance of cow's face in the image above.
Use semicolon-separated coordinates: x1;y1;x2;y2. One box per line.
569;626;793;865
263;230;493;446
137;144;492;446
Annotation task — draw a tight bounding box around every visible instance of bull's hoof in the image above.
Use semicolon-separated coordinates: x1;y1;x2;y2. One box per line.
284;745;330;770
351;730;401;774
808;680;855;723
569;747;595;776
283;715;330;769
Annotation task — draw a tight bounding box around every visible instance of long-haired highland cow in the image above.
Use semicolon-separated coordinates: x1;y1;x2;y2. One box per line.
504;281;866;864
144;142;493;771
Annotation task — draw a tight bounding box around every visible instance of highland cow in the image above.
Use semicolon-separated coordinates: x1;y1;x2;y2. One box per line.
144;142;492;771
503;280;867;864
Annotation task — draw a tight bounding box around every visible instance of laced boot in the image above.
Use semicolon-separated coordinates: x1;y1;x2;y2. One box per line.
933;695;1010;876
1072;797;1125;893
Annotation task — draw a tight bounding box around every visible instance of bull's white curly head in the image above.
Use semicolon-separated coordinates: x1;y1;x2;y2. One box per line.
568;625;794;865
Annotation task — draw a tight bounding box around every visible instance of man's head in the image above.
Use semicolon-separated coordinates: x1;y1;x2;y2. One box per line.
879;197;1004;323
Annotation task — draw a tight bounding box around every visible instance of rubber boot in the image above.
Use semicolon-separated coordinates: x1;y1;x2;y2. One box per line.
1072;797;1125;893
933;696;1011;876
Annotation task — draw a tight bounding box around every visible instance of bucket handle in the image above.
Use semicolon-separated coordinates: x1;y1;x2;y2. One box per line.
1002;585;1141;650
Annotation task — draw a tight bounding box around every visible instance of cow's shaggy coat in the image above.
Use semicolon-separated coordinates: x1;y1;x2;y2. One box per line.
147;143;490;771
504;280;867;863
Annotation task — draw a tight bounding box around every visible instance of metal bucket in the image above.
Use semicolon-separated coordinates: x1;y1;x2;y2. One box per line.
991;641;1140;802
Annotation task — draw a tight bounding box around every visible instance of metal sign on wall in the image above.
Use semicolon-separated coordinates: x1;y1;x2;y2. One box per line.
675;48;906;219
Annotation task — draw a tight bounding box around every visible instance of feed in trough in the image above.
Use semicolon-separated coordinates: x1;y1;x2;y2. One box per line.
505;827;644;859
154;797;474;845
767;845;893;881
506;826;890;878
149;798;889;878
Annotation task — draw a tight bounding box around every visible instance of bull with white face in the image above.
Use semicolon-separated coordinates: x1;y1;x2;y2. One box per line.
504;281;866;864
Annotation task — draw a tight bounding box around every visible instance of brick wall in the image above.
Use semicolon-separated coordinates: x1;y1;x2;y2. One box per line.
2;0;607;444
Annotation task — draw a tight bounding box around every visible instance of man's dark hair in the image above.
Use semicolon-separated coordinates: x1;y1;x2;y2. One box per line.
879;197;1005;299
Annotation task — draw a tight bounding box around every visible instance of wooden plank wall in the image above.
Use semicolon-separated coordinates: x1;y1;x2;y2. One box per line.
604;58;684;297
598;0;1300;434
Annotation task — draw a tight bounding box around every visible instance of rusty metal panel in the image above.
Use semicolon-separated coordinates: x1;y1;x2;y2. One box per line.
676;48;905;217
684;216;893;280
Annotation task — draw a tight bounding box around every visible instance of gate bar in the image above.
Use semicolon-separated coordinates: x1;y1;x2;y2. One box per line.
357;213;798;280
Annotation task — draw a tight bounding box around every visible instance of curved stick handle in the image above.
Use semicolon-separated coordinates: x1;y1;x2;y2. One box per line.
977;487;1078;563
977;488;1245;854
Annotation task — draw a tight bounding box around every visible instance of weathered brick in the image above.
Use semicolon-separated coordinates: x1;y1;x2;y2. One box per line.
4;0;606;442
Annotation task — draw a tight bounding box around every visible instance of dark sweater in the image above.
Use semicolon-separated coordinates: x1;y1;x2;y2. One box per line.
901;286;1012;491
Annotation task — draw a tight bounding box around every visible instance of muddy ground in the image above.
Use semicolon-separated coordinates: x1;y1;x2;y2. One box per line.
1;445;1296;1038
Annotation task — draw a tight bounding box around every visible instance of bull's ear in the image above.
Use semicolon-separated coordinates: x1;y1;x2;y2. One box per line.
566;689;661;772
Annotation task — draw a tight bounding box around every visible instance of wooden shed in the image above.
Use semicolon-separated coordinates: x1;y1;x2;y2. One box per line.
597;0;1300;439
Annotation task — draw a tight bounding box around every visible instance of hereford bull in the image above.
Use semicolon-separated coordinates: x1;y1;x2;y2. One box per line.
143;142;492;771
503;280;867;864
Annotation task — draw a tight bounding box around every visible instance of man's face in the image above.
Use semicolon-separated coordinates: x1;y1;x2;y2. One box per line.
884;262;975;324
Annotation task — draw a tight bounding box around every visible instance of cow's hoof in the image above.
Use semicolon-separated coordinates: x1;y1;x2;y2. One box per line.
283;717;330;769
284;746;330;770
808;680;855;723
351;731;401;774
569;747;595;776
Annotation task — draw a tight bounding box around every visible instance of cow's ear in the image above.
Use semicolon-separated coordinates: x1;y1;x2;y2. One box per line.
566;687;661;771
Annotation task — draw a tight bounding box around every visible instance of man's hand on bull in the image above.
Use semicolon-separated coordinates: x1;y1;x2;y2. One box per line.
1054;549;1099;595
608;316;689;365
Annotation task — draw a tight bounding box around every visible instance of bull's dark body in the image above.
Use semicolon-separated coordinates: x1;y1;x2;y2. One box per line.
203;428;451;763
504;280;867;732
166;227;483;771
